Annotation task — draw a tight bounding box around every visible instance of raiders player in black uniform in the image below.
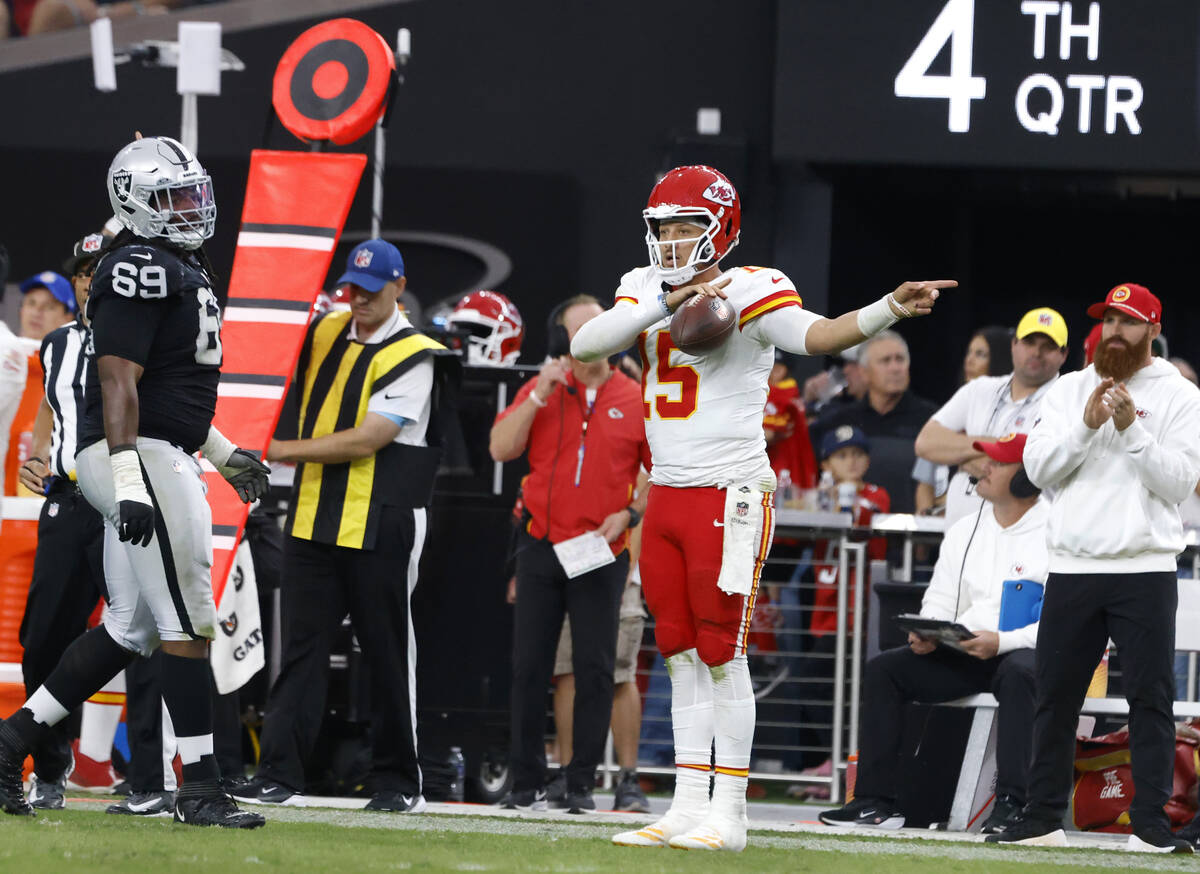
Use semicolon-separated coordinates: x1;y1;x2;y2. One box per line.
0;135;270;828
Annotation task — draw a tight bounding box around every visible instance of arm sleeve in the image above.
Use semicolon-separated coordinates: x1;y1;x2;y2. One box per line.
920;520;967;621
1113;402;1200;505
931;380;977;431
367;359;434;425
570;299;666;362
740;305;823;355
1022;379;1097;489
89;294;164;366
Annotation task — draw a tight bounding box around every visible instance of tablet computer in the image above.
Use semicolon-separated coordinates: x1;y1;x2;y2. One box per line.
893;614;977;650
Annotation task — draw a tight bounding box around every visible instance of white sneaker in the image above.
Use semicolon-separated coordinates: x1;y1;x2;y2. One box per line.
612;808;706;848
668;815;748;853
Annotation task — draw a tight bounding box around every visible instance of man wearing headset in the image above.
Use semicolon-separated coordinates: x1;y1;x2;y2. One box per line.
820;432;1046;834
490;294;650;813
914;307;1068;526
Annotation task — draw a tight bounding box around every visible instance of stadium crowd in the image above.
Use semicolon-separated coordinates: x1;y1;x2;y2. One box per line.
2;145;1200;856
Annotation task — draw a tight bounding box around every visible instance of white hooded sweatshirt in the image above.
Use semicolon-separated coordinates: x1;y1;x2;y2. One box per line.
920;499;1050;654
1024;358;1200;573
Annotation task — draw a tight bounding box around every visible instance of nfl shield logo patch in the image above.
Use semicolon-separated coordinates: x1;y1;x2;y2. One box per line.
354;248;373;268
47;502;59;518
736;501;749;517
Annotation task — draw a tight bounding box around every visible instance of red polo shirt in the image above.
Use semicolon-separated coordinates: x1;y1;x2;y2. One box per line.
496;368;650;553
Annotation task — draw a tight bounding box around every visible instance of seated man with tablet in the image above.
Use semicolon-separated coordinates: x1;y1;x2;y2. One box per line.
821;433;1047;833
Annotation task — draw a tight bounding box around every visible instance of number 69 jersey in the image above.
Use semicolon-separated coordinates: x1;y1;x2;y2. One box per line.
78;242;223;455
620;264;815;489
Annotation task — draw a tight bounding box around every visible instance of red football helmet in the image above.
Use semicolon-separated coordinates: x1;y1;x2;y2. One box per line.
643;165;742;285
447;290;524;365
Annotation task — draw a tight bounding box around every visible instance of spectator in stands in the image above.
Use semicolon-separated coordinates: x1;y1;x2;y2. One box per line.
17;0;180;36
811;331;935;513
787;425;888;797
1171;357;1197;387
821;433;1045;832
765;352;818;491
914;308;1068;527
490;294;649;813
6;272;74;496
962;326;1014;384
803;345;866;419
993;284;1200;852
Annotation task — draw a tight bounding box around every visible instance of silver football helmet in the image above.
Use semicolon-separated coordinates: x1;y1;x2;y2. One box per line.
107;136;216;250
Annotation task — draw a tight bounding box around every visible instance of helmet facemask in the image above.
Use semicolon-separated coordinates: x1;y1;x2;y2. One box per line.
145;179;216;250
643;208;727;285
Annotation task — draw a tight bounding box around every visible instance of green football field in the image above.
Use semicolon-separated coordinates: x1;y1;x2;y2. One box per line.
1;802;1197;874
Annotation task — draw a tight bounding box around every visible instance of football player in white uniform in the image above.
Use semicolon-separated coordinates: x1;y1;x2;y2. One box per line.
572;165;953;851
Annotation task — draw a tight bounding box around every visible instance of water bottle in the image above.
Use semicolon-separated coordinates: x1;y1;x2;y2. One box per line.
778;469;794;506
837;481;857;516
448;746;465;802
817;471;834;512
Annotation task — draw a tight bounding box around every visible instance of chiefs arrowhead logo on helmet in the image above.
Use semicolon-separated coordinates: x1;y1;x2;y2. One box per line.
702;180;736;208
354;248;374;268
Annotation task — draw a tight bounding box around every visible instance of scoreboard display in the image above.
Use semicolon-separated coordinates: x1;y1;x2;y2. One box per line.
774;0;1200;172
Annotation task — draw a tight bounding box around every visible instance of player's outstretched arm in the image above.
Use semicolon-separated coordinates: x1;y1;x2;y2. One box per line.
200;425;271;504
804;280;956;356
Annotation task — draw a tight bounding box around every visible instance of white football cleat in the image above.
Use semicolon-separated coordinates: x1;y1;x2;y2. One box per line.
668;816;747;853
612;809;705;848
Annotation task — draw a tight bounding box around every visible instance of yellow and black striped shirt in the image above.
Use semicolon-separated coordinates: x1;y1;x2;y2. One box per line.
281;310;448;550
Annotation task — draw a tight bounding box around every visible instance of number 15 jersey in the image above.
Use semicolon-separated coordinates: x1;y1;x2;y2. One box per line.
618;264;816;489
79;242;223;455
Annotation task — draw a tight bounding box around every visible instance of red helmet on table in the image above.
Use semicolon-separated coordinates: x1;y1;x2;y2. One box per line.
447;290;524;365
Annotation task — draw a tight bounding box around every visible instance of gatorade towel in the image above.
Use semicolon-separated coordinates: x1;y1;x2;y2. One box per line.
205;150;365;605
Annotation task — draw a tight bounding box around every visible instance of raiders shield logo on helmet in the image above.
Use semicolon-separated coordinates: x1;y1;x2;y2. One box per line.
112;170;132;203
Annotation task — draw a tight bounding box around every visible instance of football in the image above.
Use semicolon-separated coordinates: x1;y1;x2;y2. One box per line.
670;294;735;355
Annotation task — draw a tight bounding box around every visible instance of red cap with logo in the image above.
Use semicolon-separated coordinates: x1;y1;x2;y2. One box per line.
972;432;1027;464
1086;283;1162;324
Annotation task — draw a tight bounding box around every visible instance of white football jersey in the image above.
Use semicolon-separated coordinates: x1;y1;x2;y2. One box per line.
615;265;807;488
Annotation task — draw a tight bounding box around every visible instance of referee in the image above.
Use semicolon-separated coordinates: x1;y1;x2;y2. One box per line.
234;240;458;812
16;234;108;809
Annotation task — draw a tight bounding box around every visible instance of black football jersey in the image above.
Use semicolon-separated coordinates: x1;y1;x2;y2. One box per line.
78;242;222;454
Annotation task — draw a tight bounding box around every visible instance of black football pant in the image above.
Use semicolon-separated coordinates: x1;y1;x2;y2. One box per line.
19;483;105;781
257;507;426;796
509;538;627;795
1027;571;1177;831
854;644;1036;804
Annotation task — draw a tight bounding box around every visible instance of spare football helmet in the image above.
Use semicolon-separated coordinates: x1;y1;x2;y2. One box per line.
644;165;741;285
447;290;524;365
107;136;216;250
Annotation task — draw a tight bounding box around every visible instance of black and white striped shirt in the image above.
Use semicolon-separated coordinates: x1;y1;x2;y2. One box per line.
40;321;89;478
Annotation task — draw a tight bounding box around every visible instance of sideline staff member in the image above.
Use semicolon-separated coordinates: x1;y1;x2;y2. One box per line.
991;284;1200;853
236;240;457;813
490;295;650;813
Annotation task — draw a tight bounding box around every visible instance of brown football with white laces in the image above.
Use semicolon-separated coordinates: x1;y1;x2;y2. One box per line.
670;294;735;355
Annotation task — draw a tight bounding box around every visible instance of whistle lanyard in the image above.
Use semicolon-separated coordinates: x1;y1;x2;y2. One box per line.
573;387;599;488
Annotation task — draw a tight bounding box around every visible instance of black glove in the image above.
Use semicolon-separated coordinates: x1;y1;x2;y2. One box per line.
117;498;156;547
220;448;271;504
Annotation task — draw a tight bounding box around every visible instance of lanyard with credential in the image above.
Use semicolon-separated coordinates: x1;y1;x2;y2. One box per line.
573;387;599;487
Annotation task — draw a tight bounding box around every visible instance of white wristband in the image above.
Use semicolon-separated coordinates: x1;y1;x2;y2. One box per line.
528;391;548;408
200;425;236;468
856;294;901;336
110;448;151;505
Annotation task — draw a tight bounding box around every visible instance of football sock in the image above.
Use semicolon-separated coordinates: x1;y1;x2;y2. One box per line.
710;654;754;817
79;670;126;761
162;699;179;791
667;649;714;814
160;653;219;787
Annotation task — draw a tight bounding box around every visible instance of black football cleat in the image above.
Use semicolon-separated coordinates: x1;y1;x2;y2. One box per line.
0;723;33;817
175;792;265;828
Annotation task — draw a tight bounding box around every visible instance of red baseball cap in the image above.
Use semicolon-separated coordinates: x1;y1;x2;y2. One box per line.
1086;283;1162;324
972;432;1027;464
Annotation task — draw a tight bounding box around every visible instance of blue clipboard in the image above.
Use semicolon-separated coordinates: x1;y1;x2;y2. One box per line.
999;579;1044;632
